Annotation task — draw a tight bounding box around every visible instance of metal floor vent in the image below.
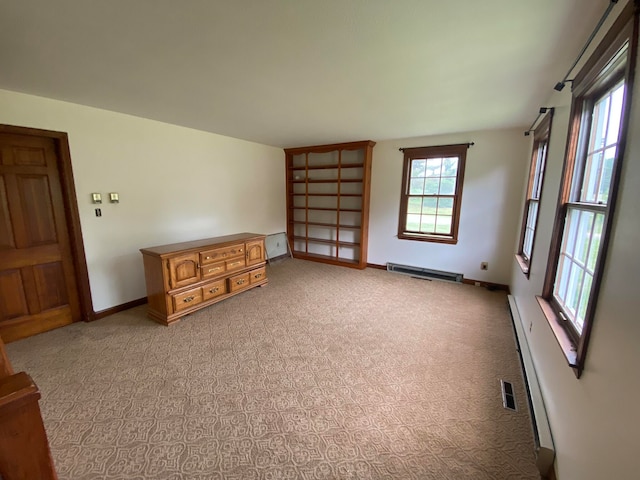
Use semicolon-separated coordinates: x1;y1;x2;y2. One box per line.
501;380;518;411
386;263;463;283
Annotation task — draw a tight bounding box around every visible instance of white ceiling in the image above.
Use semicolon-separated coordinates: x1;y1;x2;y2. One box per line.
0;0;610;147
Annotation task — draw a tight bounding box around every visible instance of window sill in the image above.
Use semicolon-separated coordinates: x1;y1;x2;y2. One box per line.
398;233;457;245
514;254;530;277
536;296;581;377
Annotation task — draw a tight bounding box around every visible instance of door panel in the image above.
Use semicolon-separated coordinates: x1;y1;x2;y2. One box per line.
0;177;15;249
17;175;58;246
0;133;81;342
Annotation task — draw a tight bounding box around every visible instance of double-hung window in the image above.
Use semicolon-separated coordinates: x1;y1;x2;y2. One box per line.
538;3;637;377
397;144;468;244
517;110;553;275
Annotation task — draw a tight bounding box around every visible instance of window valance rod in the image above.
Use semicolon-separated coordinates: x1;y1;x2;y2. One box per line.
398;142;474;152
524;107;554;136
554;0;619;91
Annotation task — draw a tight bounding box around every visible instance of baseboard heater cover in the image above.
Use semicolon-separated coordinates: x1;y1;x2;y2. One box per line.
507;295;555;476
386;263;463;283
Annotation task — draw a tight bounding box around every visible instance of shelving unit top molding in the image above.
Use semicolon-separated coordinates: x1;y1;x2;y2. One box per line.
284;140;376;155
284;140;375;269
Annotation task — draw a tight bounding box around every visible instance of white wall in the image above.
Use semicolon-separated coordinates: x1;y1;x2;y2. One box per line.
369;129;529;284
509;2;640;477
0;89;286;312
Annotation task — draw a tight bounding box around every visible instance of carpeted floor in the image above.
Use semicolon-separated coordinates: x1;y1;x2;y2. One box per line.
6;259;540;479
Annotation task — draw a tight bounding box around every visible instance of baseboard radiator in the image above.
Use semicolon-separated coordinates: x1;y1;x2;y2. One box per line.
386;263;463;282
507;295;555;476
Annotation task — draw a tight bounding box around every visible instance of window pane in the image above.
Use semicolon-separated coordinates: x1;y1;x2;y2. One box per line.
605;84;625;146
532;142;547;199
561;208;580;257
523;200;539;259
439;177;456;195
409;178;424;195
425;158;442;177
424;178;440;194
588;94;610;154
443;157;458;176
582;151;603;203
411;159;426;178
407;197;422;214
420;214;436;233
576;272;593;332
435;215;452;234
437;197;453;216
565;264;584;317
422;197;437;214
598;147;616;203
587;213;605;272
406;214;420;231
574;211;595;267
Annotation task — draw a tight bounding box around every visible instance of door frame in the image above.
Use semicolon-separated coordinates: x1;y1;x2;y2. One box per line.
0;124;94;322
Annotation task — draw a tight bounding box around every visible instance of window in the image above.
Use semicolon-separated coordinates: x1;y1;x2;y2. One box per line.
398;144;468;244
516;110;553;276
538;3;637;377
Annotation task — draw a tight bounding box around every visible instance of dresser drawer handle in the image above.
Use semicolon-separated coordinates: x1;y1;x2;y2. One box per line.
229;261;242;267
253;273;263;279
239;248;243;252
236;279;246;285
209;287;219;294
183;296;195;303
208;267;222;273
205;256;212;260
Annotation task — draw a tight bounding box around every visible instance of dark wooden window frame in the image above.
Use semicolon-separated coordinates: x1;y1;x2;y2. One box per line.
537;2;638;378
397;143;468;244
516;110;554;276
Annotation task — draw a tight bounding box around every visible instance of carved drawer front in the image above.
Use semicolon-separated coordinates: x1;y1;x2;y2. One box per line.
228;272;251;293
249;267;266;284
202;279;227;301
201;262;225;279
225;257;246;272
200;243;244;265
173;286;203;312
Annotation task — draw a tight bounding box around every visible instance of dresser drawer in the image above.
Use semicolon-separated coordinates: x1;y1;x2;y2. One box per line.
200;243;244;265
225;257;246;272
173;286;203;312
201;262;225;279
202;279;227;301
228;272;251;293
249;267;266;284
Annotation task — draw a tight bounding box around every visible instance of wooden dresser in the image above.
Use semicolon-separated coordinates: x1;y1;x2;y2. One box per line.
140;233;267;325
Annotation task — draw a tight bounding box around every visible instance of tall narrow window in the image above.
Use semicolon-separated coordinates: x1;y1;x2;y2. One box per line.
397;144;468;244
517;110;553;276
538;3;637;377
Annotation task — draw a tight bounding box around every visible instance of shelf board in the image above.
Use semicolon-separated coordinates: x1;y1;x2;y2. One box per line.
290;221;361;230
293;236;360;247
290;162;364;171
292;251;360;267
291;193;362;197
292;179;362;184
291;207;362;212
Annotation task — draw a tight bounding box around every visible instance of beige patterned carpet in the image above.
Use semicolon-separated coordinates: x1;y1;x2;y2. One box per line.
6;259;540;479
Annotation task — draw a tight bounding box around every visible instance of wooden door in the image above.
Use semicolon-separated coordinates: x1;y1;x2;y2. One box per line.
246;239;265;266
0;133;81;342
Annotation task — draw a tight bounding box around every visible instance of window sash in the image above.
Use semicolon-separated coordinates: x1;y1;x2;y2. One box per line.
398;144;468;244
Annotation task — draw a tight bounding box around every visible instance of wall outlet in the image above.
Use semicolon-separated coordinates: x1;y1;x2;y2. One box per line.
480;262;488;270
529;321;533;332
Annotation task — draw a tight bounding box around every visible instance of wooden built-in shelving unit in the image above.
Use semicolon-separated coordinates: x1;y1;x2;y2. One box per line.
284;140;375;268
